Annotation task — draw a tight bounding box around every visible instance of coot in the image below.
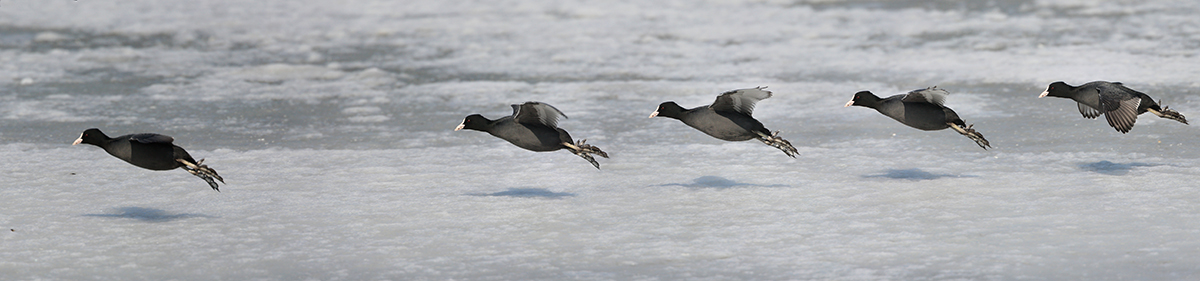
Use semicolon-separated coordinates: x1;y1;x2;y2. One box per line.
456;102;609;169
73;128;224;191
1039;81;1188;133
845;86;991;149
649;86;798;157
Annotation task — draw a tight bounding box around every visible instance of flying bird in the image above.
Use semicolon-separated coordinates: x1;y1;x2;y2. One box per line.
73;128;224;191
456;102;609;169
649;86;798;157
1038;81;1187;133
845;86;990;149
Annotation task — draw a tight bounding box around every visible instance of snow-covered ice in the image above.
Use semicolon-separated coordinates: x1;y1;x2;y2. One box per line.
2;0;1200;280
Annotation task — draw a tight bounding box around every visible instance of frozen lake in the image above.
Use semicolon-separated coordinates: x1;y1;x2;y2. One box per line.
3;0;1200;279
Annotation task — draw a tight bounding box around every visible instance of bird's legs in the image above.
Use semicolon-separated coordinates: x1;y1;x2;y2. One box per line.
948;123;991;150
1147;102;1188;125
755;131;798;158
562;139;609;169
177;158;224;191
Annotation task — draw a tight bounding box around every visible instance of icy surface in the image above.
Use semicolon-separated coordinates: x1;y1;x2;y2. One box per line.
2;0;1200;280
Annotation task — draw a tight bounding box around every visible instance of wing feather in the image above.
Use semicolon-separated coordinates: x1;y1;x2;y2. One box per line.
1077;102;1102;119
901;86;948;107
512;102;568;128
1102;97;1141;133
710;86;772;115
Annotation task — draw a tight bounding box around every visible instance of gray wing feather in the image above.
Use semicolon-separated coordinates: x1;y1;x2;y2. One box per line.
129;133;175;144
1090;82;1144;133
1077;102;1102;119
901;86;948;106
710;86;772;115
513;102;568;128
1102;97;1141;133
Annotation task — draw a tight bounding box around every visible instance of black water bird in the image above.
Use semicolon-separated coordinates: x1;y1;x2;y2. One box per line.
455;102;608;169
73;128;224;191
1039;81;1187;133
845;86;990;149
649;86;798;157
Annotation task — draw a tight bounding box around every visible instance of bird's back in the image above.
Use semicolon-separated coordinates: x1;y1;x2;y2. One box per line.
105;135;184;171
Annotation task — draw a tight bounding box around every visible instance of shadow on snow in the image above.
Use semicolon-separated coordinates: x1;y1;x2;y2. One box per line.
1078;160;1160;176
862;168;976;181
467;188;576;199
657;176;788;189
83;207;218;222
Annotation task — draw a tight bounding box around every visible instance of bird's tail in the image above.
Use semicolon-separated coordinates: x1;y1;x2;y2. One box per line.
178;158;224;191
949;123;991;150
755;131;798;158
563;139;608;169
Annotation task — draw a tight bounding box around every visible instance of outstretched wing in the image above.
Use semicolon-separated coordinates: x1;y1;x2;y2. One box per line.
512;102;568;128
1077;102;1102;119
1094;82;1144;133
710;86;772;115
1100;97;1141;133
901;86;948;107
129;133;175;144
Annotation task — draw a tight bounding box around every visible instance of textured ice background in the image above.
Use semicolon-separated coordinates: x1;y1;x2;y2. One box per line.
2;0;1200;280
